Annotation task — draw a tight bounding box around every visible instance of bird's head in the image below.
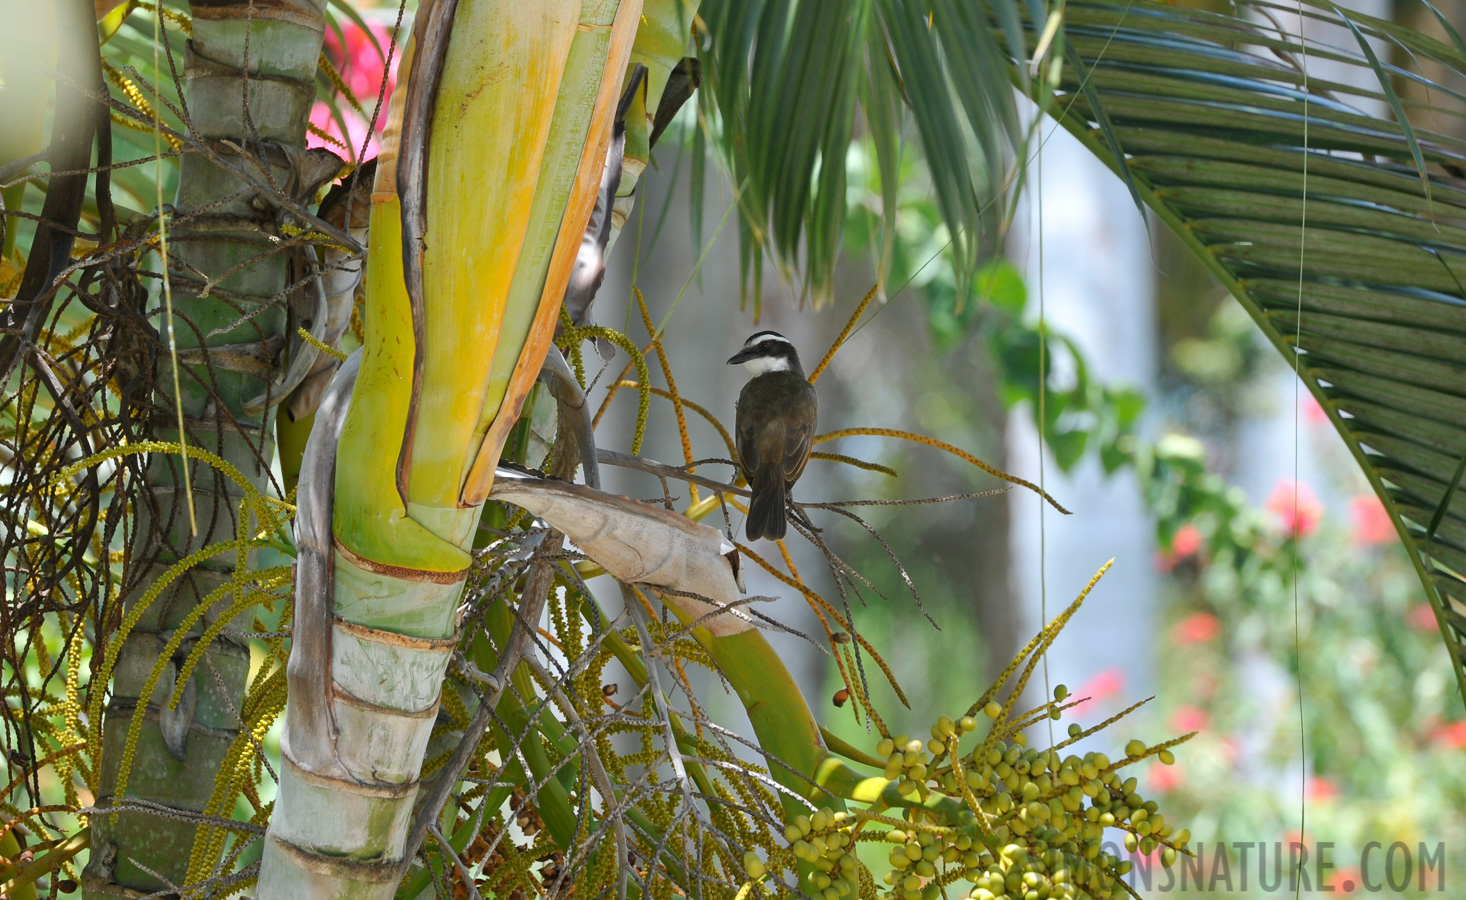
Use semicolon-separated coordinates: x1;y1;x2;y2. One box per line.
727;331;803;377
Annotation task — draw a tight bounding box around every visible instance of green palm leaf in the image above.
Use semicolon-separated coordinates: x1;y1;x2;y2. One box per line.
1047;0;1466;694
697;0;1027;305
702;0;1466;696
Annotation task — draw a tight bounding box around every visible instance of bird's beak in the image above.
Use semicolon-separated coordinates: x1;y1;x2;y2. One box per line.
727;348;757;365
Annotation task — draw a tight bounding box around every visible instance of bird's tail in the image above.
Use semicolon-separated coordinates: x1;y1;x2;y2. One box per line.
746;481;787;541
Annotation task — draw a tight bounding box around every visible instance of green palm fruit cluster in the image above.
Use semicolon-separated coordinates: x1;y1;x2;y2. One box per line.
871;685;1192;900
744;807;862;900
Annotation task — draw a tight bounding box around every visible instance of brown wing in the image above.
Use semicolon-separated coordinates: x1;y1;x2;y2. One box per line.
735;390;761;484
735;375;817;491
781;380;817;487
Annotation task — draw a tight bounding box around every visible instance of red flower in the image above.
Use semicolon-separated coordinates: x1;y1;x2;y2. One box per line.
1266;479;1323;538
1429;721;1466;749
1409;603;1439;632
1149;762;1185;793
1306;776;1339;801
1068;667;1125;716
1173;611;1221;645
1350;495;1393;545
1171;705;1208;733
1329;866;1361;896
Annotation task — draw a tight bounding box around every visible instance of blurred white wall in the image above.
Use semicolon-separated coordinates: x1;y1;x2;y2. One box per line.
1007;120;1160;724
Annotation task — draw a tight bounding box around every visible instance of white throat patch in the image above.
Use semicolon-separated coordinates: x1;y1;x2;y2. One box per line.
741;356;791;376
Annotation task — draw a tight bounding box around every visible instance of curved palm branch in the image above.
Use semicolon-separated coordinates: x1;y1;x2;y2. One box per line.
703;0;1466;697
1052;0;1466;695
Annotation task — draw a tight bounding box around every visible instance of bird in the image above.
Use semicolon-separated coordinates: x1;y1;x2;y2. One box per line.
728;331;818;541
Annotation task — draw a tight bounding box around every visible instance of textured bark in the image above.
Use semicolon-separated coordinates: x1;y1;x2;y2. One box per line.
82;2;329;895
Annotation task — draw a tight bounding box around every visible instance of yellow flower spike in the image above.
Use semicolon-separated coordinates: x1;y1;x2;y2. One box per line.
634;287;698;501
102;61;182;151
317;50;366;117
618;380;739;461
296;324;348;362
113;572;282;802
736;541;908;716
808;283;880;385
815;426;1068;513
569;326;652;452
166;567;291;712
85;538;255;776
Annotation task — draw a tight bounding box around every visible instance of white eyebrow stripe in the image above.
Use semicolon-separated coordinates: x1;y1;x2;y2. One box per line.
746;333;792;349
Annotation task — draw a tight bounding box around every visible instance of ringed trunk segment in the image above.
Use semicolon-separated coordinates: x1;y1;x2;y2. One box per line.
84;1;331;896
261;1;645;895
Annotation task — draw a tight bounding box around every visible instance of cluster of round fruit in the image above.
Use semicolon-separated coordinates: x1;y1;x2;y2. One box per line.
873;693;1189;900
740;688;1190;900
744;808;861;900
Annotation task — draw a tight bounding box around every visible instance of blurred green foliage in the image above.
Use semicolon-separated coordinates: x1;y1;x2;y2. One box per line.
1142;307;1466;897
845;143;1146;477
831;142;1466;895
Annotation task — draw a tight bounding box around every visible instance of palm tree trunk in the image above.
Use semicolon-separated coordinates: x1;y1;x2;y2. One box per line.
83;2;329;895
257;1;648;895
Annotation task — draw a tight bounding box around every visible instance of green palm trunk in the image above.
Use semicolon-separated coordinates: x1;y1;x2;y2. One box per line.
257;1;654;894
84;1;329;895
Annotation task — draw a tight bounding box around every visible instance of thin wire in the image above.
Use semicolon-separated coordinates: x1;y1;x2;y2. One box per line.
155;2;195;535
1292;3;1310;894
1036;96;1053;747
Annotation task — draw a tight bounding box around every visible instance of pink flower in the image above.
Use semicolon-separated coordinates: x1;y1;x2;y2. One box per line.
1068;667;1125;716
1349;495;1393;545
1172;524;1203;556
309;20;399;157
1409;603;1439;632
1329;867;1361;896
1157;524;1205;572
1430;721;1466;749
1266;479;1322;538
1301;394;1328;426
1306;776;1339;801
1149;762;1185;793
1171;705;1208;733
1173;611;1221;645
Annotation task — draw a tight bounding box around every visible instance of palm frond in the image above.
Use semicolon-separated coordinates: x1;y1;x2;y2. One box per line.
696;0;1026;306
1048;0;1466;694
